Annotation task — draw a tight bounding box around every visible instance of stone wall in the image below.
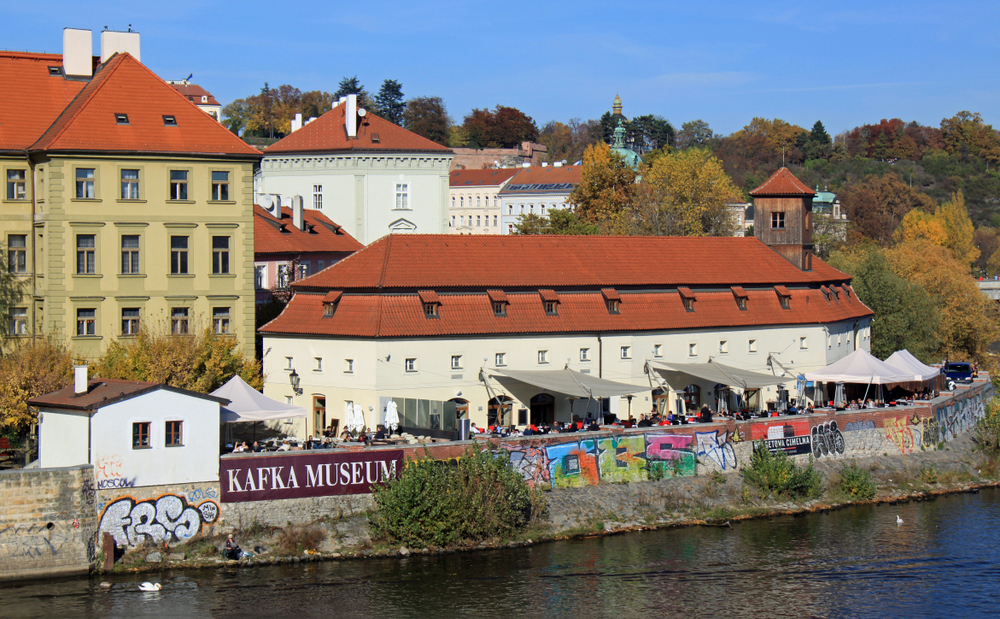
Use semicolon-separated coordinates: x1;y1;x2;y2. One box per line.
0;464;96;582
95;481;222;548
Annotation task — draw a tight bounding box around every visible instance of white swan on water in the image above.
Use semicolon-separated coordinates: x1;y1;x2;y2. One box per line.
896;515;904;525
138;582;162;592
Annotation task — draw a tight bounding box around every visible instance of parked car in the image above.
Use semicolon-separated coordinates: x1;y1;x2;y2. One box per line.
944;361;973;385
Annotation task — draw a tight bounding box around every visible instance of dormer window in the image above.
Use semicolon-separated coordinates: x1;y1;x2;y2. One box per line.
540;290;559;316
602;288;621;314
775;285;792;310
115;113;130;125
731;286;748;311
820;285;832;303
488;290;508;316
493;301;506;316
163;115;177;126
678;287;696;312
372;133;381;143
544;301;558;315
424;303;438;317
322;291;342;318
418;290;440;318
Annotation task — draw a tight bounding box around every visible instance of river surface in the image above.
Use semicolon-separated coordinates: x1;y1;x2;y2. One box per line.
5;488;1000;618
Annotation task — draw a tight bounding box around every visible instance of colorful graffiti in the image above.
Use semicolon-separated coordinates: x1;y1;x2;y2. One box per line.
98;494;219;546
936;393;985;443
646;434;697;478
751;420;812;455
811;421;846;459
596;436;648;483
506;446;550;488
546;440;600;489
94;455;135;490
695;431;738;470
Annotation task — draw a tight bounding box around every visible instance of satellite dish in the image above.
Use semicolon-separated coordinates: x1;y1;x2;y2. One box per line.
258;194;273;210
357;108;367;117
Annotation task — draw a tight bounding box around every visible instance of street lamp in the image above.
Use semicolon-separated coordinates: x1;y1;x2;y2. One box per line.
289;369;303;396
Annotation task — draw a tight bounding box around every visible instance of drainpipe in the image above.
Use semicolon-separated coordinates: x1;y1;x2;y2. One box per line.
26;150;36;342
597;333;603;378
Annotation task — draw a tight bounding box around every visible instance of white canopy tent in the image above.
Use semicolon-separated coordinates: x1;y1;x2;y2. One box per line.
885;350;941;382
214;375;307;422
487;367;648;399
804;349;913;385
645;360;787;390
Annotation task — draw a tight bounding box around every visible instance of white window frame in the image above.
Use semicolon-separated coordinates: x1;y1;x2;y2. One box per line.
580;347;590;362
538;350;549;364
653;344;662;357
394;182;409;210
748;339;757;353
719;340;728;354
313;184;323;210
405;358;417;372
495;352;506;367
620;345;631;360
688;343;697;357
451;355;463;370
344;359;354;373
800;336;808;349
314;357;323;372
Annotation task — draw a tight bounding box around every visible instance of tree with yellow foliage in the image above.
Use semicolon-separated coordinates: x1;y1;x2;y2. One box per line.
566;142;637;233
893;208;948;246
0;337;74;433
935;191;979;269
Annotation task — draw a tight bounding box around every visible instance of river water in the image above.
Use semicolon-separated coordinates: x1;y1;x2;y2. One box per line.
5;488;1000;618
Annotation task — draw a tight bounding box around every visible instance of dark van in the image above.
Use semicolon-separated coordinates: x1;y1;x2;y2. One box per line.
944;362;973;385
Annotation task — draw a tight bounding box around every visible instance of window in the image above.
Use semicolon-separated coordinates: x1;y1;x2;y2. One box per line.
771;212;785;229
169;170;188;200
212;236;230;274
344;359;353;373
688;343;698;357
315;357;323;371
213;171;230;201
7;235;26;274
171;307;189;335
538;350;549;364
493;215;497;226
683;298;694;312
405;358;417;372
132;422;150;448
76;168;95;199
323;302;336;318
620;346;631;359
395;183;409;209
800;336;808;349
76;235;95;274
121;308;140;335
163;115;177;126
544;300;558;315
719;340;729;354
313;397;326;432
424;303;438;317
121;235;140;274
277;264;291;288
285;356;294;370
298;262;309;280
450;216;455;227
493;301;507;316
508;205;513;215
779;295;791;310
580;348;590;361
460;216;465;226
120;169;139;200
476;215;481;227
749;339;757;353
460;197;464;208
312;184;322;209
170;236;189;274
477;196;481;207
115;113;130;124
653;344;662;357
451;355;463;370
212;307;230;334
6;169;26;200
165;420;183;447
495;352;506;366
255;264;266;290
8;307;26;336
607;299;620;314
76;308;96;336
736;296;747;311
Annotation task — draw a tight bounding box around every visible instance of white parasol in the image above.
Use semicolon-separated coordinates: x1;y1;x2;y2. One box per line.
385;401;400;434
351;402;366;433
834;382;847;408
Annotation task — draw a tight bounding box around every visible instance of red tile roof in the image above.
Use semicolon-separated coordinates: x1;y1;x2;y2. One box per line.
264;104;451;155
29;53;261;158
0;52;87;152
27;379;228;411
293;234;852;291
254;206;364;256
749;167;815;196
170;82;220;106
264;286;872;339
450;168;520;187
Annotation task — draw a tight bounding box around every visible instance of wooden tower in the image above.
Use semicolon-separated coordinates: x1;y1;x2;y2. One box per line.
750;167;815;271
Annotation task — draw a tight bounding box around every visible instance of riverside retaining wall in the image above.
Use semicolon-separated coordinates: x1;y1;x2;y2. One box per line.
0;464;97;582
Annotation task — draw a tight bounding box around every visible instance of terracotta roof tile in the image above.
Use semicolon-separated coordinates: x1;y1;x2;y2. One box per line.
774;285;791;297
27;378;227;411
418;290;440;304
294;234;853;292
731;286;748;298
539;289;560;302
677;286;695;299
0;52;88;152
265;104;451;155
450;168;520;187
323;290;343;303
601;288;621;302
29;53;261;157
487;290;508;303
749;167;815;196
254;206;363;256
169;83;220;106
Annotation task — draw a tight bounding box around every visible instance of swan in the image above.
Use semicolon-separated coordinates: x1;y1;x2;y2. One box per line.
896;515;903;526
138;582;162;592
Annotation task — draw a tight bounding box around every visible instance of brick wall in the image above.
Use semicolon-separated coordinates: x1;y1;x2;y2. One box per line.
0;464;96;582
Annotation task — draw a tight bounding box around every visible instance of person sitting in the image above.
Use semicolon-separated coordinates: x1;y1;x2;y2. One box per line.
666;411;677;425
340;430;352;441
277;439;291;451
699;405;713;423
587;419;601;431
373;426;386;441
358;430;369;445
637;414;653;428
251;441;261;453
224;535;242;560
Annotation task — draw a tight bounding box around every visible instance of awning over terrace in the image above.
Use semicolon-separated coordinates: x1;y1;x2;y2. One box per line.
485;368;647;399
804;348;912;385
645;359;787;390
885;349;941;382
213;375;308;422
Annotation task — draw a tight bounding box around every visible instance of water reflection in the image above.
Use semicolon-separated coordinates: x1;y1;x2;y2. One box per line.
5;490;1000;618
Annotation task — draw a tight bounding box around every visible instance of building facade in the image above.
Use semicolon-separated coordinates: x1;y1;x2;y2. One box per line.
257;95;453;245
498;165;582;234
448;168;519;234
0;30;261;357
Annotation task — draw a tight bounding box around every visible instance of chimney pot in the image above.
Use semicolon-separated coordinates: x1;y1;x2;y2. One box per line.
74;365;88;395
292;195;305;230
345;94;357;138
62;28;93;78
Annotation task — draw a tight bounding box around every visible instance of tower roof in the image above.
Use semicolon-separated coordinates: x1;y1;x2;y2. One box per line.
749;167;815;197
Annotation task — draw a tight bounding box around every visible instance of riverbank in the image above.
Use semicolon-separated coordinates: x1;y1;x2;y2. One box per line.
96;430;997;579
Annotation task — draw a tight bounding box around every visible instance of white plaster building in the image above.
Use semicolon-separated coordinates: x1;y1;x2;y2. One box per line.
498;164;581;234
257;95;453;245
449;168;519;234
31;373;226;488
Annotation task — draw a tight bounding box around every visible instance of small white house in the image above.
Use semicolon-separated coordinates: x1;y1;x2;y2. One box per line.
30;370;228;489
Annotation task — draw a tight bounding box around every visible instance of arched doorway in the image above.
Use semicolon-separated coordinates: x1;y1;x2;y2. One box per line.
449;398;469;423
488;396;512;427
529;393;555;425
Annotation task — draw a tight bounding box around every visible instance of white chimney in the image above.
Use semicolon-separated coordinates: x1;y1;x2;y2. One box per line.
292;195;305;231
100;29;140;62
63;28;93;78
521;163;531;168
554;162;563;167
291;113;303;133
345;94;357;138
541;162;548;167
74;365;88;395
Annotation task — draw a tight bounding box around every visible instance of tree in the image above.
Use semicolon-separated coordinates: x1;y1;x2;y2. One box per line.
402;96;450;146
332;75;371;108
513;209;599;235
566;142;637;233
0;337;74;433
374;79;406;125
974;227;1000;275
676;120;714;149
935;190;979;268
221;98;250;135
839;173;936;246
802;121;832;160
941;111;1000;164
634;148;741;236
462;105;538;149
893;208;949;247
628;114;674;154
538;119;601;164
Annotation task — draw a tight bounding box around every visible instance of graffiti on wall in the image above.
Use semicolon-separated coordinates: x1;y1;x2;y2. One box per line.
98;494;219;546
751;420;812;455
505;446;550;488
545;440;600;489
811;421;846;459
695;431;738;470
646;434;697;478
94;455;135;490
0;522;72;559
936;393;985;443
595;436;648;483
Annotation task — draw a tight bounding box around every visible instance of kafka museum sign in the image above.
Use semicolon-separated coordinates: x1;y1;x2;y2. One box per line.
220;450;403;503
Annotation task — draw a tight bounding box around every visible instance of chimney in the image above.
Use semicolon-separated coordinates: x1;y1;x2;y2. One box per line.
74;365;88;395
291;113;303;133
345;94;357;138
292;195;305;231
63;28;93;78
100;29;140;62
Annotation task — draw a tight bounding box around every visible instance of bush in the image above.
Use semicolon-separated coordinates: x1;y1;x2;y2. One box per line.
839;463;876;500
368;447;540;547
276;524;327;555
741;441;824;500
974;397;1000;459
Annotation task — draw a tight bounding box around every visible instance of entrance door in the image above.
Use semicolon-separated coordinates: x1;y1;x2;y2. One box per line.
529;394;555;425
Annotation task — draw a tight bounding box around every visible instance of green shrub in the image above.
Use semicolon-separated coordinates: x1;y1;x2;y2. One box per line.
918;463;939;484
368;447;540;547
839;463;876;500
975;398;1000;459
741;441;824;500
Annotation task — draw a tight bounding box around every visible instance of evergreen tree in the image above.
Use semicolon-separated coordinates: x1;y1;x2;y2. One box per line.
374;79;406;125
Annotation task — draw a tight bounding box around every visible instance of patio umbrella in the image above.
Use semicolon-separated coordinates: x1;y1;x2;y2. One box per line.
834;382;846;408
345;401;356;434
385;401;400;434
796;375;806;406
352;402;366;433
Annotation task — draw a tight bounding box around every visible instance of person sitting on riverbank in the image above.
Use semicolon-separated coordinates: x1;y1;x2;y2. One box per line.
251;441;262;452
224;535;242;560
277;440;291;451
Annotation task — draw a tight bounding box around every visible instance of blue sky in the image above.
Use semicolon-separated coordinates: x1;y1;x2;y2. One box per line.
6;0;999;136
